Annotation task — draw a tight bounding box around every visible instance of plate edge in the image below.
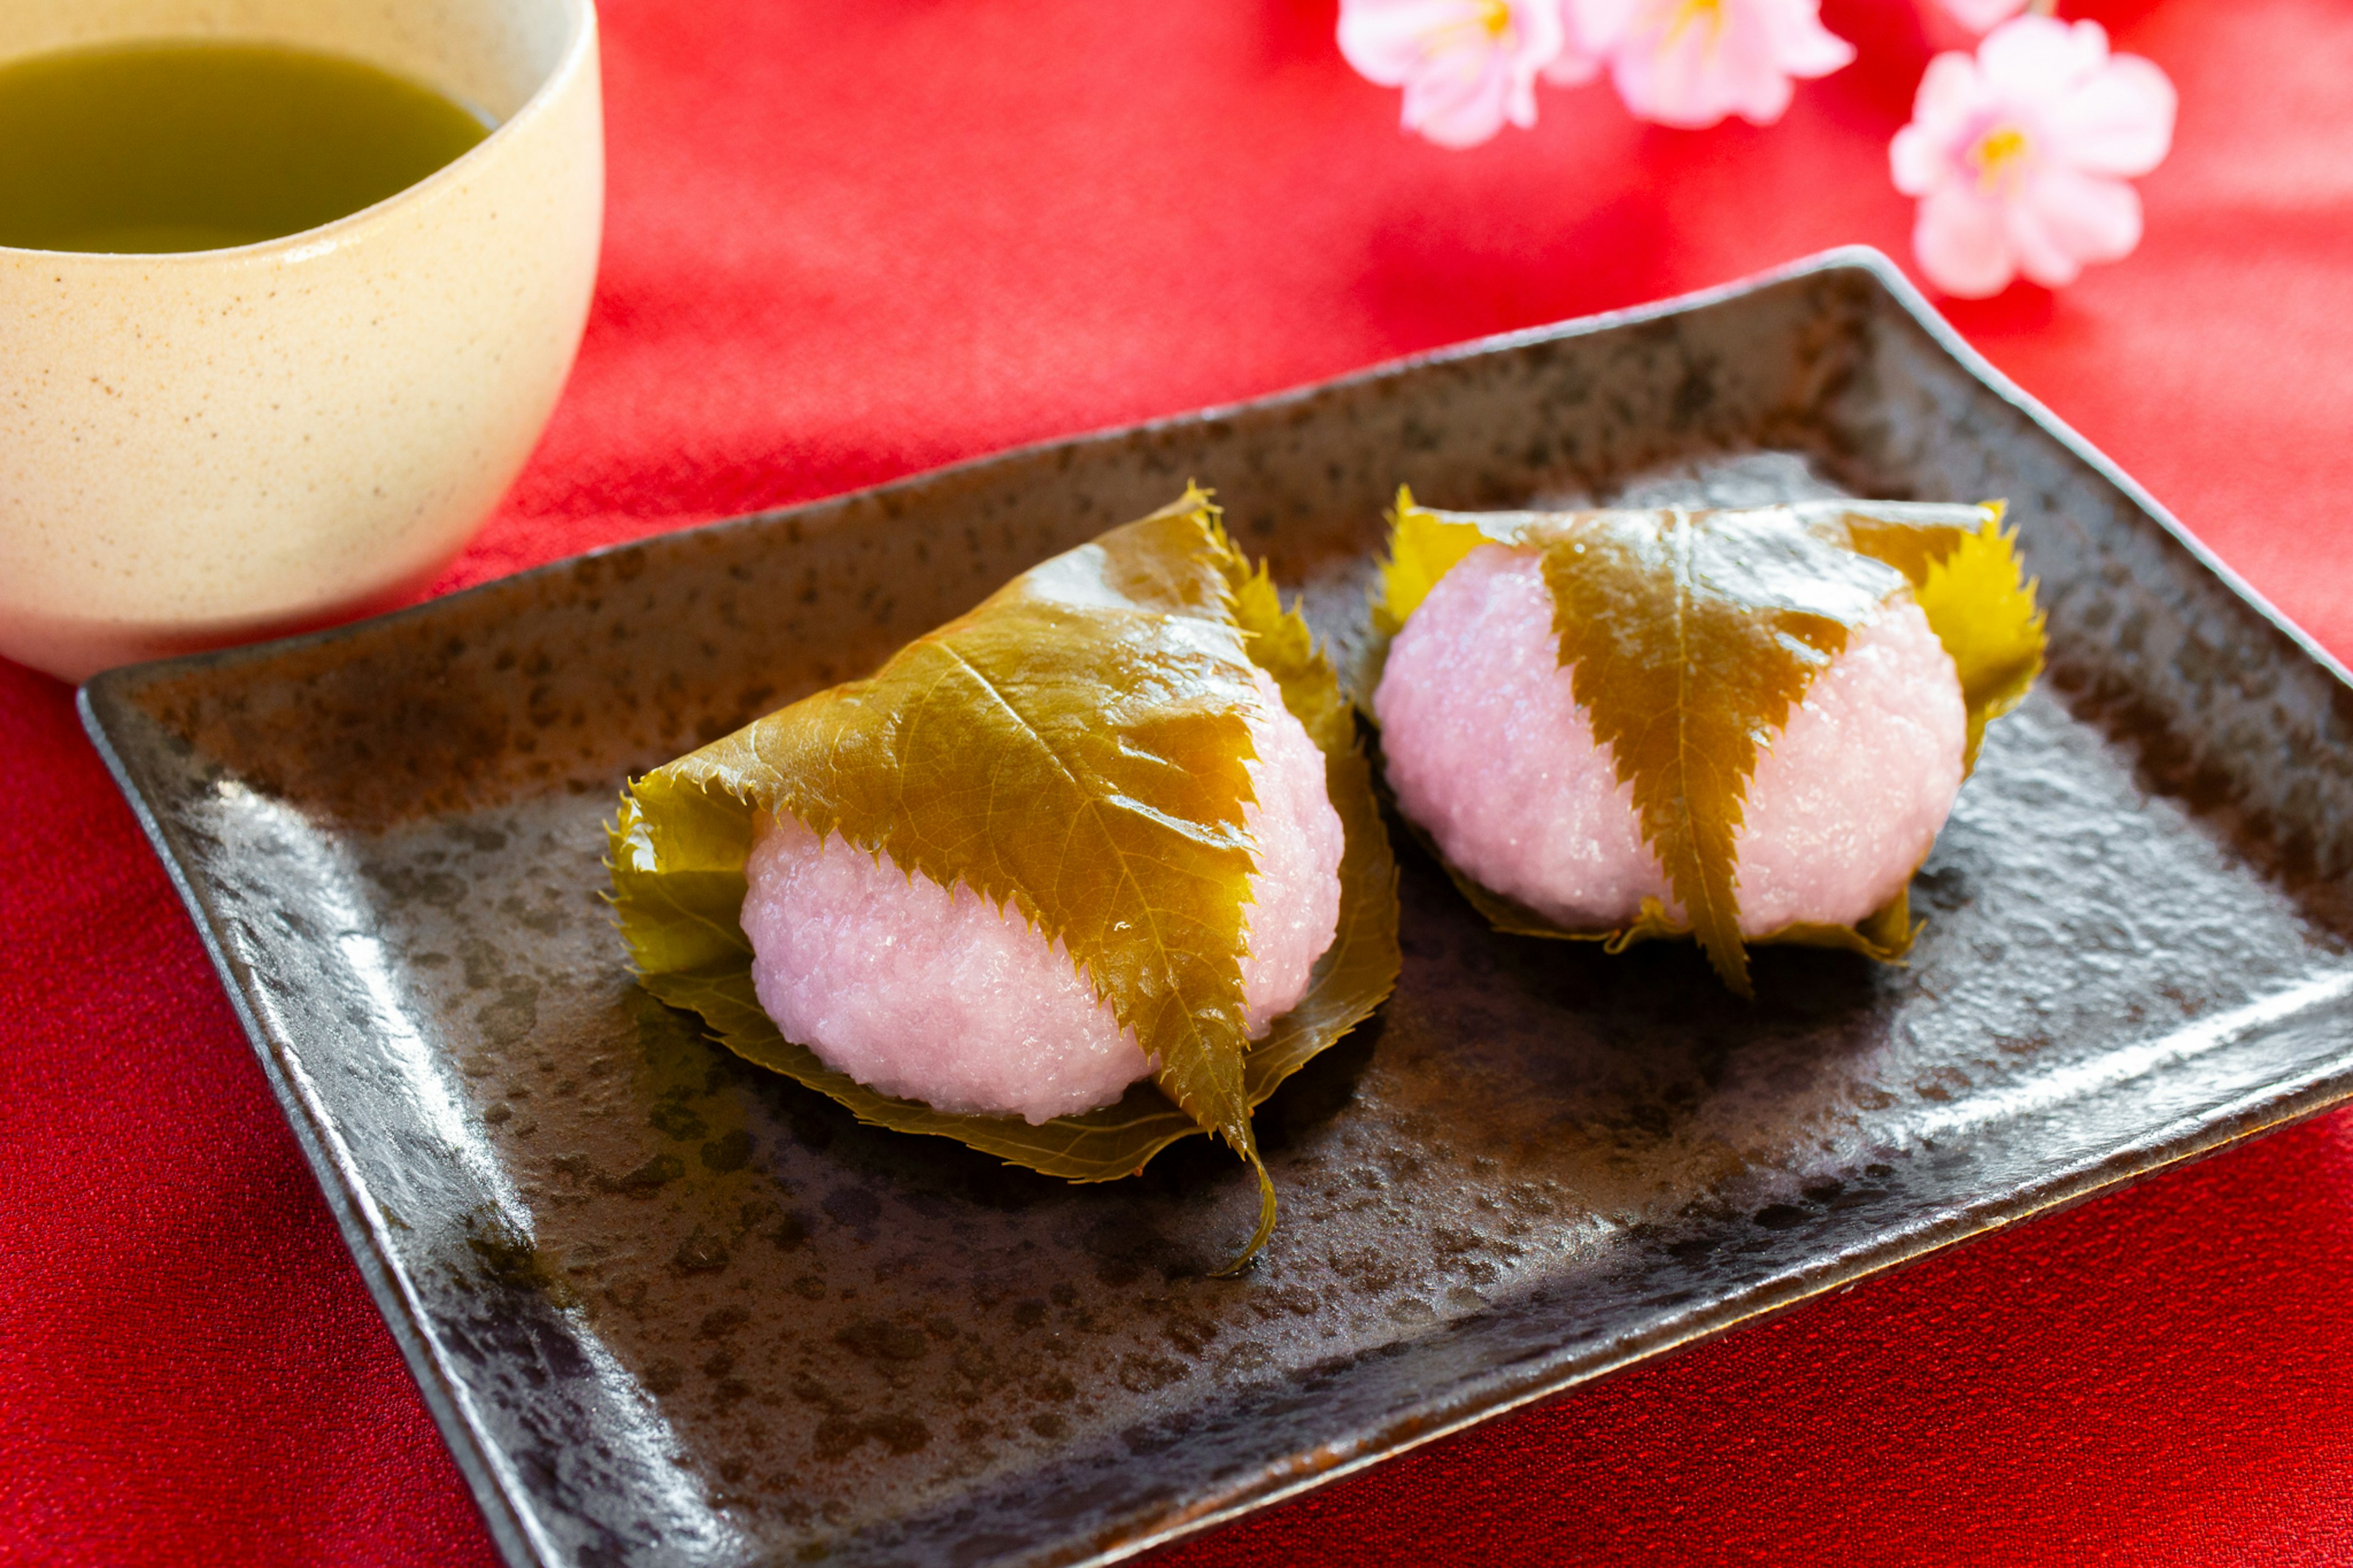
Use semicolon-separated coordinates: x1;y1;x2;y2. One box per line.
74;685;559;1568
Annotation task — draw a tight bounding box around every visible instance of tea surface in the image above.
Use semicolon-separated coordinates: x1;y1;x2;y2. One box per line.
0;40;492;253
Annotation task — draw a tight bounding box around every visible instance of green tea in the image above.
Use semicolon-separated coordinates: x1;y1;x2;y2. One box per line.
0;40;493;254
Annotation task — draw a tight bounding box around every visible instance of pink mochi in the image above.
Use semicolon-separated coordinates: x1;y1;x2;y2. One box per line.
1373;543;1967;937
738;669;1346;1124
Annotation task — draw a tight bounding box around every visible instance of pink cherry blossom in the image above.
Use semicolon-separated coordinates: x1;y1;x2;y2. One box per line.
1938;0;2028;33
1560;0;1856;129
1338;0;1569;148
1890;15;2177;297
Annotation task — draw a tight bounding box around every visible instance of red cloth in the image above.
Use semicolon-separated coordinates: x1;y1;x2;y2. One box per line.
4;0;2352;1561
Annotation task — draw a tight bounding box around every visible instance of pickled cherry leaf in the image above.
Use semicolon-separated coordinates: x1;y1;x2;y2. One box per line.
1909;514;2045;770
1546;506;1902;990
1368;491;2044;993
609;489;1398;1270
1822;499;2045;771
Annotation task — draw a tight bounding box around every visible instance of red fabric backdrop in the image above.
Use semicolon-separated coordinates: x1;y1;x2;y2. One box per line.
5;0;2352;1562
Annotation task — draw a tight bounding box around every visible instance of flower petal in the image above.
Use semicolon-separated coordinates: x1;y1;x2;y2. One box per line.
2044;53;2177;178
1506;60;1544;126
1512;0;1569;66
1938;0;2026;32
1562;0;1636;56
2015;165;2143;282
1890;124;1942;197
1716;2;1803;124
2004;204;2084;289
1731;64;1797;126
1612;21;1723;128
1978;15;2101;102
1908;49;1990;142
1914;184;2017;298
1339;0;1474;86
1765;0;1857;81
1401;50;1518;146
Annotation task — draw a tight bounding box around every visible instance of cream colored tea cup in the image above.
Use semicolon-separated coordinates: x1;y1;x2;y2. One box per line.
0;0;602;681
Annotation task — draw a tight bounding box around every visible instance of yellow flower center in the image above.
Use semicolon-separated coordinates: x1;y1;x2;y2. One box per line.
1968;125;2034;193
1665;0;1726;42
1476;0;1514;39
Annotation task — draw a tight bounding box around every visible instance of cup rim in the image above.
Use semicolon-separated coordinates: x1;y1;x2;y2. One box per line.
0;0;597;264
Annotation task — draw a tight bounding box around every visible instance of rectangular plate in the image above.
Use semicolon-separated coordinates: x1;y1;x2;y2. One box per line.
84;249;2353;1568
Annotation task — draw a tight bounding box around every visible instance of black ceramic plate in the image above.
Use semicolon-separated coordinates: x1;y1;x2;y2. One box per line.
83;249;2353;1568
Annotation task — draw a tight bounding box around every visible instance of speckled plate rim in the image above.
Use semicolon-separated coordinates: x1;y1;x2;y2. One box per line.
77;245;2353;1568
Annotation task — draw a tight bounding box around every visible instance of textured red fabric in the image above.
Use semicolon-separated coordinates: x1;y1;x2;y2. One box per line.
4;1;2351;1563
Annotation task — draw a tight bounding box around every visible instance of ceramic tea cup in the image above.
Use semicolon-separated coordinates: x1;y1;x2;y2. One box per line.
0;0;602;682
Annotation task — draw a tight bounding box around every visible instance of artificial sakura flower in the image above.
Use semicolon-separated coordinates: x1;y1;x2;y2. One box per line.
1338;0;1568;148
1937;0;2028;33
1891;15;2177;297
1561;0;1856;129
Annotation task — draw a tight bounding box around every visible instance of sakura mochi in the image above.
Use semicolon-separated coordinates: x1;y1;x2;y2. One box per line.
1368;495;2045;993
1375;545;1965;936
610;488;1398;1265
738;670;1346;1125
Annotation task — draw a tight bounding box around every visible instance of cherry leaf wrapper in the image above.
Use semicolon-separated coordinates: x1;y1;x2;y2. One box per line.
609;490;1400;1271
1364;493;2044;994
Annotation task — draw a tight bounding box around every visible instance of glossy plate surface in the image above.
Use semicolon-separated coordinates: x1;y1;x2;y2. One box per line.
83;250;2353;1568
